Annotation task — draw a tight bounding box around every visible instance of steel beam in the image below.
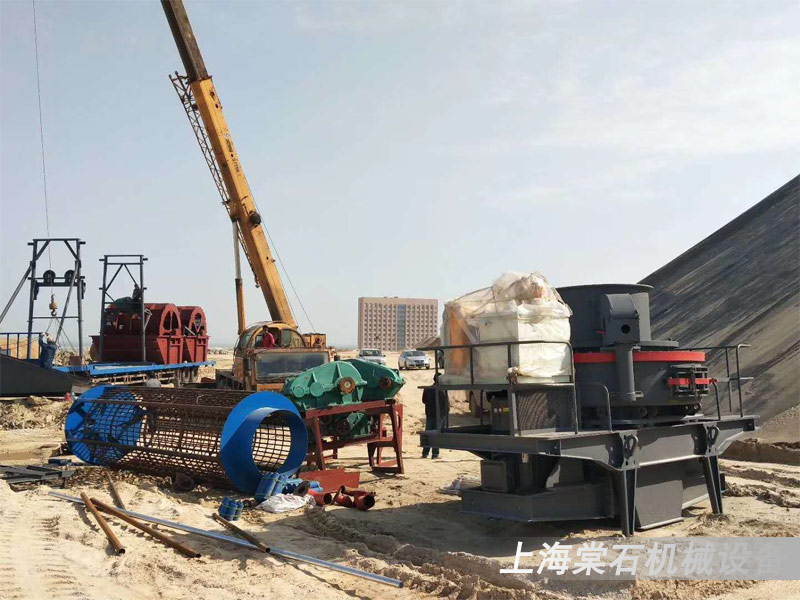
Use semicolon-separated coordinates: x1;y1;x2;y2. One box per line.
419;416;756;471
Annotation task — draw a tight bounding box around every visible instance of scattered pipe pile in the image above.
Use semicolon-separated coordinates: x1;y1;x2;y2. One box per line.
91;496;202;558
49;491;404;588
65;386;308;494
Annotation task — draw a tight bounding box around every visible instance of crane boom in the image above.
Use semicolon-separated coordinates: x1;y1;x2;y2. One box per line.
162;0;297;329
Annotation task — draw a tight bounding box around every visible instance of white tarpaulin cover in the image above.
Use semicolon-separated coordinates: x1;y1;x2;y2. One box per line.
441;272;572;383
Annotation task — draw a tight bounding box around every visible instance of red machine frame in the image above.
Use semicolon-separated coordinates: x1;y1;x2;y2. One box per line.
304;400;404;474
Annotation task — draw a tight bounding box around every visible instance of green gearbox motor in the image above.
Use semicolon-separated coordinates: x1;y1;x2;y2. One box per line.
282;360;366;411
281;359;405;440
345;358;404;400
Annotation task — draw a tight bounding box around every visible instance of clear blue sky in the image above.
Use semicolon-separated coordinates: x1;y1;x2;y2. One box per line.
2;1;798;348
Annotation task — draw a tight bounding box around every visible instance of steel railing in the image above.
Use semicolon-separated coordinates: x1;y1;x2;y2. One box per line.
0;331;43;359
418;340;754;437
688;344;752;418
418;339;580;435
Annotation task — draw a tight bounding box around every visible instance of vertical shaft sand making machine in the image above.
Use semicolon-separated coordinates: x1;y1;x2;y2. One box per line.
420;283;756;535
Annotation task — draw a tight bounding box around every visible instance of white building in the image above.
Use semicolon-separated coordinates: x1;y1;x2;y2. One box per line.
357;297;438;351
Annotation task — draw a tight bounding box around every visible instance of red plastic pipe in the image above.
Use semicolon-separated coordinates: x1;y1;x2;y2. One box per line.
353;494;376;511
334;494;354;508
308;489;333;506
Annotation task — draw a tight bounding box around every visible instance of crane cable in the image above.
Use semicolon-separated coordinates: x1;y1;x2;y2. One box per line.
241;167;317;332
261;223;317;332
32;0;52;269
33;1;72;350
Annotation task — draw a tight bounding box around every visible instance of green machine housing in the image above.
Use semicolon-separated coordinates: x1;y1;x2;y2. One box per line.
282;359;404;440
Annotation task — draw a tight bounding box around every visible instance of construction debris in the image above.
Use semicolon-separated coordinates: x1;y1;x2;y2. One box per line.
0;464;74;487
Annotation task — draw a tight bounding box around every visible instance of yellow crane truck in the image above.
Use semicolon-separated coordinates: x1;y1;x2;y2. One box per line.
162;0;332;391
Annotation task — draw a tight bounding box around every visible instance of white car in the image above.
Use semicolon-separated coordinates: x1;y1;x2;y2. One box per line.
357;348;386;365
398;350;430;370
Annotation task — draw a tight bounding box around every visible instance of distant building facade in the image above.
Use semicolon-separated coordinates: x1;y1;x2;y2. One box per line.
357;297;438;351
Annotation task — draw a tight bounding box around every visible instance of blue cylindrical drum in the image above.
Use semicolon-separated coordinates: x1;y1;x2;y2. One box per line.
65;386;308;494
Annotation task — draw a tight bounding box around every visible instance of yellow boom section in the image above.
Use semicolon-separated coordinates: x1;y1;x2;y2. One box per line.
189;78;297;328
162;0;296;329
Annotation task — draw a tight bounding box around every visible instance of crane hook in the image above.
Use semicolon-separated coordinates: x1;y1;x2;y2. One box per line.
49;293;58;317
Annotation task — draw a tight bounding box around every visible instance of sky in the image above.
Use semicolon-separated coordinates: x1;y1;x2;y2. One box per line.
1;0;799;348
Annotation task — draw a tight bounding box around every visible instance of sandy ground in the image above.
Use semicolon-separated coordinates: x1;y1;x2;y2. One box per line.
1;350;799;599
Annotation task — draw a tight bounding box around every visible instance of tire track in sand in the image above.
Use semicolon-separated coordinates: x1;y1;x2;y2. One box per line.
31;514;88;599
0;508;24;599
0;509;88;600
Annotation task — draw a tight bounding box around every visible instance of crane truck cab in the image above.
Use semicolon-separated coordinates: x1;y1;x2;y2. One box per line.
218;321;333;391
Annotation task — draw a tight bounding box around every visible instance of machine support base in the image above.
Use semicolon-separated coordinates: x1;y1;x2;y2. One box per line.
304;401;404;474
615;469;637;537
702;455;723;514
421;415;755;535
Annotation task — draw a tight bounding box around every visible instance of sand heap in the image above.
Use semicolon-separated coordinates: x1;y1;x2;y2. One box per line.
642;175;800;434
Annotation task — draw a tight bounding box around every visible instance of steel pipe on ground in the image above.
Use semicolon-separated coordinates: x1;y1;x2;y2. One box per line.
308;489;333;506
91;497;200;558
48;492;403;588
80;492;125;555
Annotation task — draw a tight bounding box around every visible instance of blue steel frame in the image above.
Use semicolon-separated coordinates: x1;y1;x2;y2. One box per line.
54;360;214;376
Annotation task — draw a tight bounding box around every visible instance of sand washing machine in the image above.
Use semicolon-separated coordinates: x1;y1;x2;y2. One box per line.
420;283;757;535
92;302;209;364
65;386;308;493
178;305;209;362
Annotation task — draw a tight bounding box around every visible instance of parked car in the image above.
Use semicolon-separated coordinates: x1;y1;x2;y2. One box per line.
398;349;430;370
357;348;386;365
